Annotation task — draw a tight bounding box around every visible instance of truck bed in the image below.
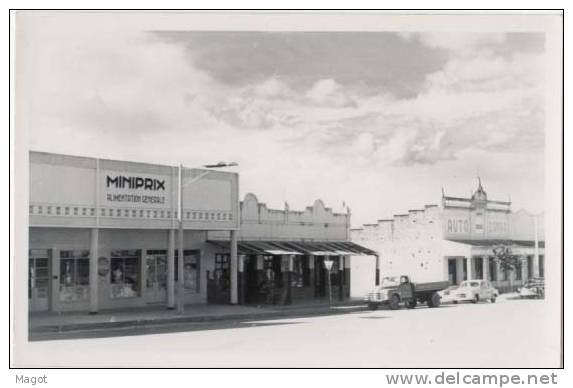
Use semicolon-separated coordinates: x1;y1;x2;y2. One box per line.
414;281;450;294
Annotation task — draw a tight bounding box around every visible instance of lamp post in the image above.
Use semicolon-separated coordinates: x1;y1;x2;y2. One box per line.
323;259;334;307
177;161;238;314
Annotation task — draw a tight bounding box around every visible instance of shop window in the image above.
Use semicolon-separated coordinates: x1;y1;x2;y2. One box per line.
60;250;90;302
110;250;141;298
175;250;200;293
539;255;545;278
29;249;50;302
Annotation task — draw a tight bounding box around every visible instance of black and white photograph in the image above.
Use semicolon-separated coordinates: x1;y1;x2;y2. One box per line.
9;10;563;371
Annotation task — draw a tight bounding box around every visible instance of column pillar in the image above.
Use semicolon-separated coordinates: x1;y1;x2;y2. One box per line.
338;257;344;301
177;225;184;313
167;229;175;309
456;257;464;284
287;255;293;305
238;255;245;305
308;255;315;295
466;257;473;280
482;256;489;281
375;255;380;286
521;255;528;283
230;230;238;304
533;215;540;278
89;227;99;314
344;256;351;298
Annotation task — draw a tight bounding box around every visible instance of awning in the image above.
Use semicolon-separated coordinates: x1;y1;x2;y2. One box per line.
207;240;377;256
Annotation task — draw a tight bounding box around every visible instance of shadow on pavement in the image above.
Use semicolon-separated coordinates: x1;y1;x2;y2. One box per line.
30;320;305;342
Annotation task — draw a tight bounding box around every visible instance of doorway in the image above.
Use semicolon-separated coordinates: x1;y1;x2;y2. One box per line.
207;254;230;304
29;249;50;311
145;250;167;304
314;256;326;297
447;258;457;285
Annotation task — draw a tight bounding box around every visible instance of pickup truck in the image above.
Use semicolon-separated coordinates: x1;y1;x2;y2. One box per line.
364;275;449;310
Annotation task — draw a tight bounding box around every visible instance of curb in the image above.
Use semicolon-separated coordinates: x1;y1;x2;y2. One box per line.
30;305;368;334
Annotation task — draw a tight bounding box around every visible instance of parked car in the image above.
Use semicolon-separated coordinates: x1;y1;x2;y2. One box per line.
452;280;499;304
517;278;545;299
437;285;459;304
364;275;448;310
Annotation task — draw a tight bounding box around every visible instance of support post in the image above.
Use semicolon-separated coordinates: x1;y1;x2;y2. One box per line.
466;257;473;280
456;257;464;284
177;223;184;313
482;256;489;281
533;216;540;278
230;230;238;304
89;228;99;314
375;255;380;286
167;229;175;309
238;255;245;305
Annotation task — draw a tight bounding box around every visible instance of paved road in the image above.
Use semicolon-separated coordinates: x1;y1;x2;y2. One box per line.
17;296;560;367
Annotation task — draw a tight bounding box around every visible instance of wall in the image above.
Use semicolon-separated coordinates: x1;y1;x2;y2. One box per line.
29;151;239;231
29;227;214;311
209;193;350;242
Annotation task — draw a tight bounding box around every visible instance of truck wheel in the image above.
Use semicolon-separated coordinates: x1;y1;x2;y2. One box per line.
472;294;479;304
405;299;417;309
428;292;441;308
367;303;379;311
490;297;496;303
389;294;400;310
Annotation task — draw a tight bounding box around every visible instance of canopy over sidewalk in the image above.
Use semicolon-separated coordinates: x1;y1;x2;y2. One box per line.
207;240;377;256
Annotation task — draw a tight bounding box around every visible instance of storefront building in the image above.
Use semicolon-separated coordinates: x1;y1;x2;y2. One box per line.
351;180;545;293
28;151;374;313
207;193;376;305
29;151;240;313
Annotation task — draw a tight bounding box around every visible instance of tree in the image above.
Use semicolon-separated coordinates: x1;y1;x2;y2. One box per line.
491;244;524;292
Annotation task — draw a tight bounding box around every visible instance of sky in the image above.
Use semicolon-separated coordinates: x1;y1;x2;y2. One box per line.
19;14;547;227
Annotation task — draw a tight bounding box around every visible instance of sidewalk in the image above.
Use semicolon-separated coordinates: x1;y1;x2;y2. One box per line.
29;298;367;334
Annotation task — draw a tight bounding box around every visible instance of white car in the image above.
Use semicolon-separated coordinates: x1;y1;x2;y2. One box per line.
437;285;459;304
452;280;499;304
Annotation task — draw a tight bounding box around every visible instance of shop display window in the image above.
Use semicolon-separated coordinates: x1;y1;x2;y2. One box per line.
110;250;141;298
175;250;200;293
59;250;89;302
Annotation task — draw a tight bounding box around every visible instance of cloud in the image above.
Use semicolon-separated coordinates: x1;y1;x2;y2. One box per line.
305;79;357;108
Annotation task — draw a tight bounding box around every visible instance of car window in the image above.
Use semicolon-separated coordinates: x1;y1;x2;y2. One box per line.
469;281;480;287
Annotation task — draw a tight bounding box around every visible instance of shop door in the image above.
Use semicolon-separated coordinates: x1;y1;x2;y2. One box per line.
29;250;50;311
448;259;457;285
207;254;230;304
314;256;326;297
244;256;261;304
145;251;167;304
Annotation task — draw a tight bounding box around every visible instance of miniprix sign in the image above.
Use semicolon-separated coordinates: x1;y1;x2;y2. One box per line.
103;173;170;207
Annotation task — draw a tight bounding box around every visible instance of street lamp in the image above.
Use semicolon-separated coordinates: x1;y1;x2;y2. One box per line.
323;259;334;307
177;161;238;314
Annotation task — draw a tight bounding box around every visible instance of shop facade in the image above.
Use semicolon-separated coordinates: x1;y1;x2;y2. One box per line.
351;180;545;293
28;151;239;312
28;151;374;313
207;193;376;305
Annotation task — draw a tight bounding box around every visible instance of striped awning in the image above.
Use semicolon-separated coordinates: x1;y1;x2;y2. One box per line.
207;240;377;256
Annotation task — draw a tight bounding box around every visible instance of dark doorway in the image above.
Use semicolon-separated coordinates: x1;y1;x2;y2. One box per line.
448;258;457;285
314;256;326;297
207;254;230;304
